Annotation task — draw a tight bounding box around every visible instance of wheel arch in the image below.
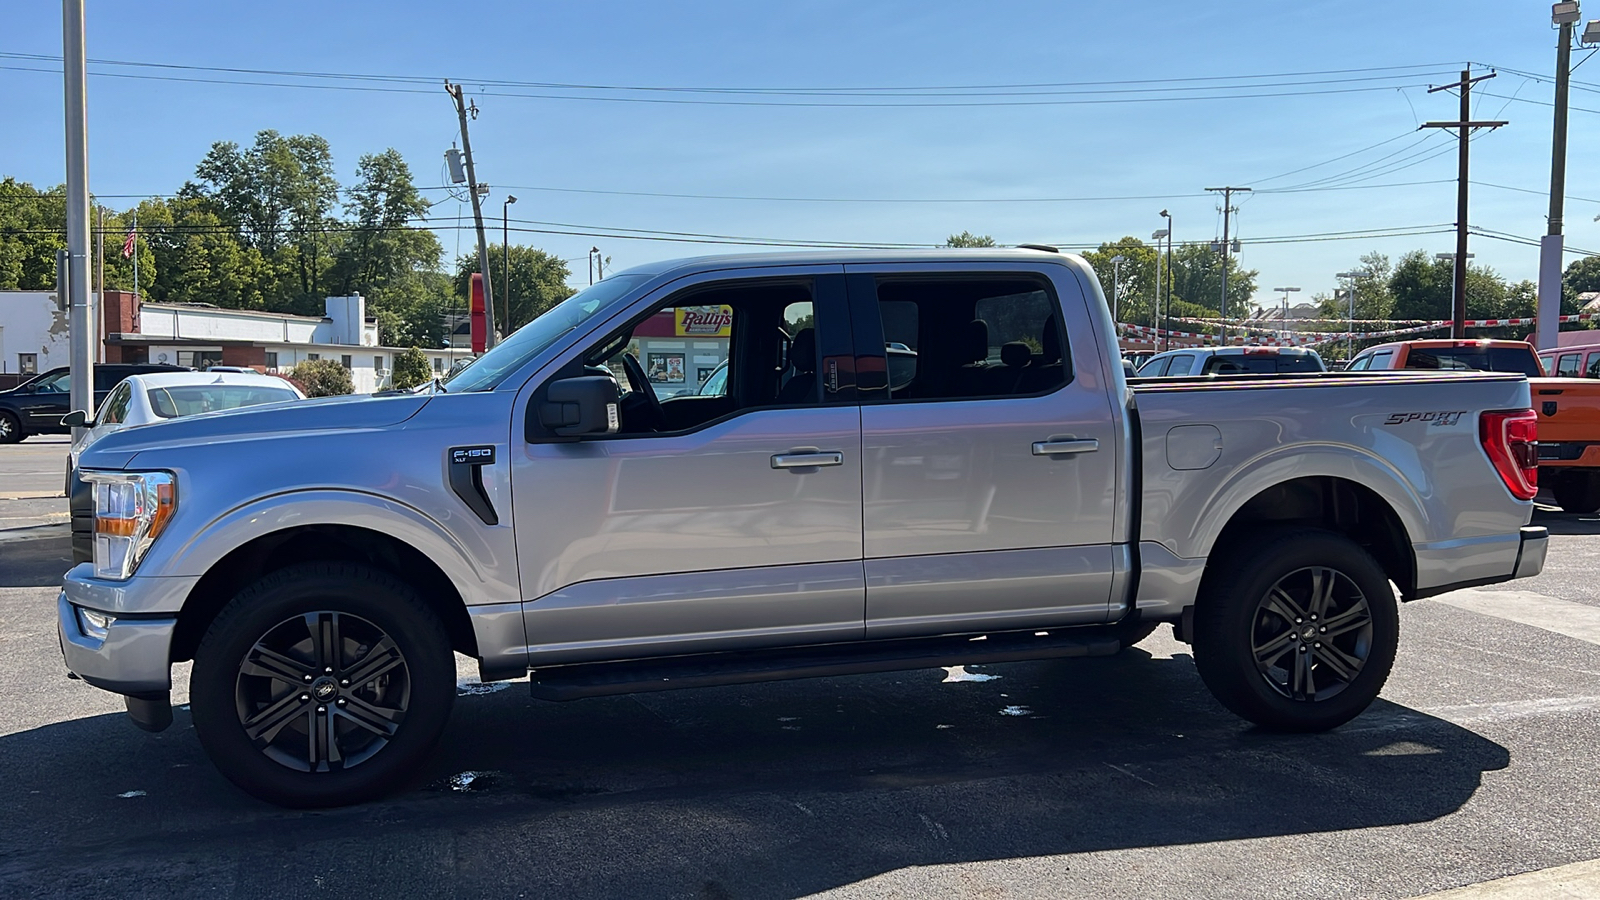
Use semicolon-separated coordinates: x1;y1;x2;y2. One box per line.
1200;475;1417;603
170;522;479;665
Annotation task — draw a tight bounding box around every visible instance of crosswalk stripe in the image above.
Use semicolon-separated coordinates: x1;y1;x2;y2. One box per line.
1429;589;1600;647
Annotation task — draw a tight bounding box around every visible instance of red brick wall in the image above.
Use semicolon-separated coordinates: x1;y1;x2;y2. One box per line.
221;345;268;371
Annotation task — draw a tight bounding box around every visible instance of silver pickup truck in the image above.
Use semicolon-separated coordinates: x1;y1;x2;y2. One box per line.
60;249;1547;807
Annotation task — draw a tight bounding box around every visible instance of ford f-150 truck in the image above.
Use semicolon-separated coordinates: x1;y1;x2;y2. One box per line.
61;249;1548;807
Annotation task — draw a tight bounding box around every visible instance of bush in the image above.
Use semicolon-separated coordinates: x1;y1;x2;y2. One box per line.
392;346;432;391
291;358;354;397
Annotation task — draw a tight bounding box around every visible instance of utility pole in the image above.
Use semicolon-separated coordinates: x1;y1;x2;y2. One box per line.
1205;187;1249;344
446;81;497;349
1422;68;1506;338
63;0;94;426
1540;3;1592;350
95;203;104;361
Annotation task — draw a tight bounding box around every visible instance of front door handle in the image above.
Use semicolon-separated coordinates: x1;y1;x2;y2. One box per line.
1032;438;1099;456
771;451;844;469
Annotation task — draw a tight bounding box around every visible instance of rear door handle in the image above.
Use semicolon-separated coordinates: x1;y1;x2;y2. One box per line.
1032;439;1099;456
771;451;844;469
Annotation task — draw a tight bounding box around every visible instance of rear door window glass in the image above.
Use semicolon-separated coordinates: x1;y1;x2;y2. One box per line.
1586;353;1600;379
1557;354;1582;377
858;277;1068;402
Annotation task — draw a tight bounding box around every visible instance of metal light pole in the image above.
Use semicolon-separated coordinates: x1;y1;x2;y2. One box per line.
1540;3;1589;350
1159;210;1173;351
1110;255;1127;323
62;0;94;428
1152;227;1170;348
1336;271;1361;360
1273;286;1301;342
501;195;516;332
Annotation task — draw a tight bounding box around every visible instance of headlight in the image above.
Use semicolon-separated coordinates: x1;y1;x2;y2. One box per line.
81;470;177;580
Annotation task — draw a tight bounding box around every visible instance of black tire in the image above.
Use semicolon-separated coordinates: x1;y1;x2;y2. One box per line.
0;411;21;444
1192;528;1397;732
191;563;455;808
1552;471;1600;514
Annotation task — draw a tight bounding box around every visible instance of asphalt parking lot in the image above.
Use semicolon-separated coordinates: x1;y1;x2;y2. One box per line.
5;438;1600;899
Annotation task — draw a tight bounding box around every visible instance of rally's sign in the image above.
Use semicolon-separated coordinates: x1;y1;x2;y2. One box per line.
675;306;733;337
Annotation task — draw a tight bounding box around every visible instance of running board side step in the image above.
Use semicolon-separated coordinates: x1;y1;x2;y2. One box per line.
528;627;1122;701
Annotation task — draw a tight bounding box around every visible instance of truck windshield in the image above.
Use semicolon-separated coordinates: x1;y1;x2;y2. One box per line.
1405;347;1542;378
442;274;651;392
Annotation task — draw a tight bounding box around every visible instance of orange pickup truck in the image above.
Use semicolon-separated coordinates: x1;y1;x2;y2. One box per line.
1349;338;1600;512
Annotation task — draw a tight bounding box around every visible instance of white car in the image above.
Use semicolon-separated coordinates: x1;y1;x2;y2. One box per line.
65;370;306;562
67;370;304;473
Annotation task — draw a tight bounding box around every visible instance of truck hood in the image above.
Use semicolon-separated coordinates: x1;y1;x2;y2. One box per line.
78;392;434;471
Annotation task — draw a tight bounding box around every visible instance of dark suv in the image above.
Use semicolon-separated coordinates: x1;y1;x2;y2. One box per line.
0;364;187;443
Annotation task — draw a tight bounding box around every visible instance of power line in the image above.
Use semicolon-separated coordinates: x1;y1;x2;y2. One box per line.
0;62;1454;108
0;50;1465;95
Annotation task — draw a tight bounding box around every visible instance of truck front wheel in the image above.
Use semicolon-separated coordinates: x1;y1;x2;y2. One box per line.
190;563;455;807
1193;529;1398;732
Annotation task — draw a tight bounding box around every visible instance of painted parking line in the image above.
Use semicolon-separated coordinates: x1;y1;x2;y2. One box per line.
1430;588;1600;647
1408;858;1600;898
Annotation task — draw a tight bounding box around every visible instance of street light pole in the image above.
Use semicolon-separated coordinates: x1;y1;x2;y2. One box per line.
62;0;94;429
1110;255;1127;324
1272;287;1301;342
1152;227;1170;349
1159;210;1173;351
1336;271;1361;360
502;195;516;332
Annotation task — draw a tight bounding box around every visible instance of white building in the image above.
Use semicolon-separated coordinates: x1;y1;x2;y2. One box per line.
0;290;461;393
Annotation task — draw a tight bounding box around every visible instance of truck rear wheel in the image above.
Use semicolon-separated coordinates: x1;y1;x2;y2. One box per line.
1552;471;1600;514
191;563;455;808
1193;529;1397;732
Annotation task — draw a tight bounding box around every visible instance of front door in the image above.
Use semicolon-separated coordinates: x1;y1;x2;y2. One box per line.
844;263;1125;638
511;266;865;664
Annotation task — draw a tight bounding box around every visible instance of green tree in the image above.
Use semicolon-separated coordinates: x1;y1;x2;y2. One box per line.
188;130;342;310
291;358;353;397
331;149;444;344
1083;238;1159;325
1167;243;1258;318
945;231;997;248
452;245;575;333
391;346;431;390
0;178;66;290
1563;256;1600;313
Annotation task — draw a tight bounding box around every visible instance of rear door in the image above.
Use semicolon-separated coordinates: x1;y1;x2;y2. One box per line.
844;261;1124;638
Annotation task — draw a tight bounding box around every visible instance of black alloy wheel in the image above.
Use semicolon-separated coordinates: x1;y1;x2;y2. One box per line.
236;611;411;773
1248;566;1373;702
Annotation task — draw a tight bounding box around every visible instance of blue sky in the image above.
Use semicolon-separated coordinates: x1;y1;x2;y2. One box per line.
2;0;1594;307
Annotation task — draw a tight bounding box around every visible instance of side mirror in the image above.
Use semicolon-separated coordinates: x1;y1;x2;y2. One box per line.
60;410;88;428
538;376;621;437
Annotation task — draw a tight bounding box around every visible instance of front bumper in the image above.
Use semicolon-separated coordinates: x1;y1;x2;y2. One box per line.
57;584;178;697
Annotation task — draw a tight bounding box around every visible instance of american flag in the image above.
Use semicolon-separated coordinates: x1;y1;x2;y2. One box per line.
121;226;136;258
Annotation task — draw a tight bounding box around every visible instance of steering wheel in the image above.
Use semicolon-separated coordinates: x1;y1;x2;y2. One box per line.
620;353;664;422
